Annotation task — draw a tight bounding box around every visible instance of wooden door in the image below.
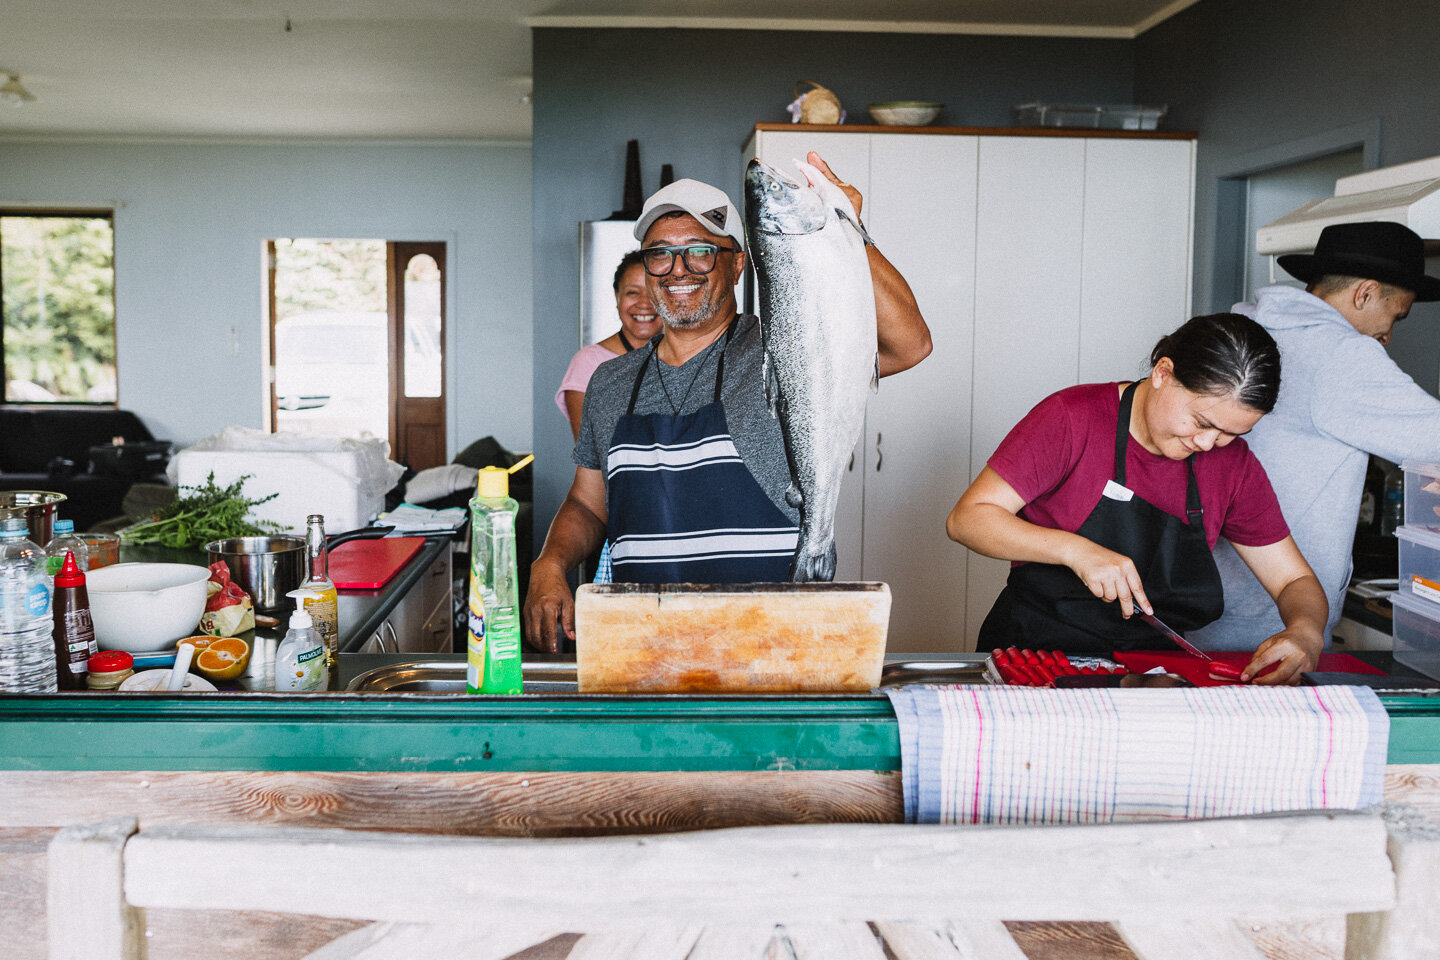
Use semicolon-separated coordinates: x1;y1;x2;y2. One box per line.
863;134;979;652
390;242;447;471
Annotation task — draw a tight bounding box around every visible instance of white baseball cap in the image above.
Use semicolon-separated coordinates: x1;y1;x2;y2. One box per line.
633;179;746;250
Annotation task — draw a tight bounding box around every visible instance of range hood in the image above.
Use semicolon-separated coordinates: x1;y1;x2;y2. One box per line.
1256;155;1440;255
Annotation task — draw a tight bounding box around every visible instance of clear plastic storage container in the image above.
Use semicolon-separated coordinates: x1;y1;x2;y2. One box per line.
1397;525;1440;605
1013;102;1167;130
1402;460;1440;532
1391;589;1440;681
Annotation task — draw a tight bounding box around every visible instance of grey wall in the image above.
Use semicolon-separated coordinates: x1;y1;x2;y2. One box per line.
531;26;1136;546
1135;0;1440;392
0;140;533;455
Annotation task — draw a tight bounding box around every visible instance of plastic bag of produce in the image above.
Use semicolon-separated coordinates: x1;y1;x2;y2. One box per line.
199;561;255;636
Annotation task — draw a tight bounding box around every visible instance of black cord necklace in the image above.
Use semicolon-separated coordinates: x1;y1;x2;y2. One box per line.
618;330;636;352
655;330;726;415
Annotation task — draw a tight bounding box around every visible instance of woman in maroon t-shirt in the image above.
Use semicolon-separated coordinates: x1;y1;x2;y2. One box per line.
946;313;1326;684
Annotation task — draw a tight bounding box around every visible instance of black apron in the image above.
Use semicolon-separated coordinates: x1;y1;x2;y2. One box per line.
978;381;1225;656
604;321;799;584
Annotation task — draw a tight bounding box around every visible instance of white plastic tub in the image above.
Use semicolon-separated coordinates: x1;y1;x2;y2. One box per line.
173;449;382;534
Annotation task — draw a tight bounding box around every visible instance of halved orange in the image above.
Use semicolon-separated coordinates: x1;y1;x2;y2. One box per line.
177;636;213;652
193;637;251;681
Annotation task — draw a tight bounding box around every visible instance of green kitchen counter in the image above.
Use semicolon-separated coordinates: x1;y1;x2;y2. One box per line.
2;651;1438;772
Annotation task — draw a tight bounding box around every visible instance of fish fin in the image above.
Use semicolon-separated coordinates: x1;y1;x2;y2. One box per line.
785;483;804;510
871;355;880;392
790;539;838;583
763;351;780;418
835;207;875;247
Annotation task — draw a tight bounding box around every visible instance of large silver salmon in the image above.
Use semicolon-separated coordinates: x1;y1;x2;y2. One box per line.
744;157;877;582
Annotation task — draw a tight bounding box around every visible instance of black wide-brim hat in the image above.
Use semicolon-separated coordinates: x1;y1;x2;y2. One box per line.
1278;220;1440;302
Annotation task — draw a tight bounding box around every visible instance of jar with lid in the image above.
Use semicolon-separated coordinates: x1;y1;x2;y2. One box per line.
86;650;134;690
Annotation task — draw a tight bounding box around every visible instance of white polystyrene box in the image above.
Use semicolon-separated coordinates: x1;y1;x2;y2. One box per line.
171;449;381;535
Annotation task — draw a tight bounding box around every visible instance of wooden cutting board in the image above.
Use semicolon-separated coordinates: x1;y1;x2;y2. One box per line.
575;582;891;693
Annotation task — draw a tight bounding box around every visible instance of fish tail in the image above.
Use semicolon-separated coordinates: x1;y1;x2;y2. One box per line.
790;538;838;583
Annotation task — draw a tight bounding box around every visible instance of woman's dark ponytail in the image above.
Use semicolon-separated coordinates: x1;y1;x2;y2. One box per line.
1150;312;1281;413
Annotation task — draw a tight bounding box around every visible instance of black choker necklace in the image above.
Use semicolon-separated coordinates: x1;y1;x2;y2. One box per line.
655;333;725;415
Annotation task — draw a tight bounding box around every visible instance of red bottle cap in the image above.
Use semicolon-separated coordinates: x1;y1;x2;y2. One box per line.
54;551;86;588
88;650;133;672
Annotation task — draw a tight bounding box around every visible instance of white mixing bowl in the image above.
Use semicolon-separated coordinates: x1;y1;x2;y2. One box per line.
86;562;211;653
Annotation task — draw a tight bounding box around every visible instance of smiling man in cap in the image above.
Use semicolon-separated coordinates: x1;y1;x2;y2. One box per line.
1194;221;1440;651
523;153;932;652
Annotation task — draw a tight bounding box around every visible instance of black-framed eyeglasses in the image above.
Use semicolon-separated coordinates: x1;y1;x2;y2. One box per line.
640;243;741;277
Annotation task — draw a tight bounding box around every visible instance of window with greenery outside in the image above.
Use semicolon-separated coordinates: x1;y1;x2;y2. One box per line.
1;213;116;403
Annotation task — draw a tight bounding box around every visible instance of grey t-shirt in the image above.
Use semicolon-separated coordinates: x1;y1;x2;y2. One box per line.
574;314;799;524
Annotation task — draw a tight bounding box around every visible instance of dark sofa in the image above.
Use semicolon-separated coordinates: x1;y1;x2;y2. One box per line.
0;406;170;531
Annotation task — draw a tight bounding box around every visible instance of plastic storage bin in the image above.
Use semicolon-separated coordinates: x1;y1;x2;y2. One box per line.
1013;102;1167;130
1402;460;1440;532
172;449;383;535
1397;525;1440;605
1391;588;1440;681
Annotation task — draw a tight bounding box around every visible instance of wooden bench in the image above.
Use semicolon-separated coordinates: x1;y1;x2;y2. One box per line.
46;808;1440;960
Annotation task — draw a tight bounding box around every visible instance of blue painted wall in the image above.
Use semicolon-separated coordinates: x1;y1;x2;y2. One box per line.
530;26;1136;548
0;141;533;457
1135;0;1440;392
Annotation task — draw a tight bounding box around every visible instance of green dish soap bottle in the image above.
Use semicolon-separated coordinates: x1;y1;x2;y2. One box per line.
467;455;533;694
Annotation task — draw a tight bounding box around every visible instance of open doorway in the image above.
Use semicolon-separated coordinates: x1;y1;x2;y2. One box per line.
1240;149;1365;299
265;238;447;471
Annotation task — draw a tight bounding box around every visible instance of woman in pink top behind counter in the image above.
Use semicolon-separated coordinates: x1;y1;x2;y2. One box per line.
555;250;660;439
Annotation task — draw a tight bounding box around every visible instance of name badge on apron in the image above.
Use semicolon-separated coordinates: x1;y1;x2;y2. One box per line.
1102;480;1134;502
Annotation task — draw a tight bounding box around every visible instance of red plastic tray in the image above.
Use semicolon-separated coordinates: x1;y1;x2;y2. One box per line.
1115;650;1386;686
328;537;425;590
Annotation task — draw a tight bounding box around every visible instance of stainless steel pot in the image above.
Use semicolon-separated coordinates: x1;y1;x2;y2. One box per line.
205;526;393;613
0;490;67;546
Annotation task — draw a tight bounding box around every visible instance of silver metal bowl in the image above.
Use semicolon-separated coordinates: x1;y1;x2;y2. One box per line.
205;535;305;613
0;490;67;546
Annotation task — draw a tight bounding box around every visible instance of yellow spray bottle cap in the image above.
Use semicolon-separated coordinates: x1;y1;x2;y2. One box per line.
476;453;535;499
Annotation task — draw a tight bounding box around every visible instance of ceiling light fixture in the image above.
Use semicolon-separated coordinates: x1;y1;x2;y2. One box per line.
0;74;37;107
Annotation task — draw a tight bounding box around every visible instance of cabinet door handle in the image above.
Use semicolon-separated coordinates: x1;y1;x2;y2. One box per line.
876;432;883;472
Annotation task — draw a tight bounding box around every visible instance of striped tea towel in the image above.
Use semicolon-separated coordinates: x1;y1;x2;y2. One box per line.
883;685;1389;824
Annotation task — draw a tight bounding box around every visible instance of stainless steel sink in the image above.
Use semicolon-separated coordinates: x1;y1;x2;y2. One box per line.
344;656;991;695
345;661;577;694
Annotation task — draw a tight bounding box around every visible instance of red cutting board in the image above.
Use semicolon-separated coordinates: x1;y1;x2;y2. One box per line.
328;537;425;590
1115;650;1386;686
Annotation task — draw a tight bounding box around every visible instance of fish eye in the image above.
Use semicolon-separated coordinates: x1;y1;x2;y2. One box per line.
769;181;781;193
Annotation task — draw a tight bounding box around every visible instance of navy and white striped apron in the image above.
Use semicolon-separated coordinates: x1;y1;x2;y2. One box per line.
605;322;799;583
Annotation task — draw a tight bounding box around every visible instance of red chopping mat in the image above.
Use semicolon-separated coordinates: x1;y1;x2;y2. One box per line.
1115;650;1387;686
328;537;425;590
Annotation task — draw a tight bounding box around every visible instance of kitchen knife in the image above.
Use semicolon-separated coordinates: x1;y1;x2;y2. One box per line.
1137;612;1249;681
1137;611;1212;661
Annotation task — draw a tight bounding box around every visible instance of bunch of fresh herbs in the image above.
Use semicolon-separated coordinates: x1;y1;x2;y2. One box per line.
118;472;282;548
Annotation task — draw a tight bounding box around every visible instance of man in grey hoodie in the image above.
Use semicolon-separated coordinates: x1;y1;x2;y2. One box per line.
1194;221;1440;652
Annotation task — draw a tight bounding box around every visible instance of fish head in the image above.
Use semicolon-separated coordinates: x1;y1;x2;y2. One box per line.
744;159;829;238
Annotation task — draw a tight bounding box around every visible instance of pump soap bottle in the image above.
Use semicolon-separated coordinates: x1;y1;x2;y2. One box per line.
466;455;533;695
275;589;329;692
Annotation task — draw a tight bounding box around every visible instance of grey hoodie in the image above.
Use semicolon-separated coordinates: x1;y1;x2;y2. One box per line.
1192;284;1440;650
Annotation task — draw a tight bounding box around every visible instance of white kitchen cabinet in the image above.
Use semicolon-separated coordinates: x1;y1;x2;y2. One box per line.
744;126;1196;652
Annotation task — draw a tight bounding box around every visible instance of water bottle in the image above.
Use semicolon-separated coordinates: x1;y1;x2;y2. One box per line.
45;519;90;577
0;517;57;693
